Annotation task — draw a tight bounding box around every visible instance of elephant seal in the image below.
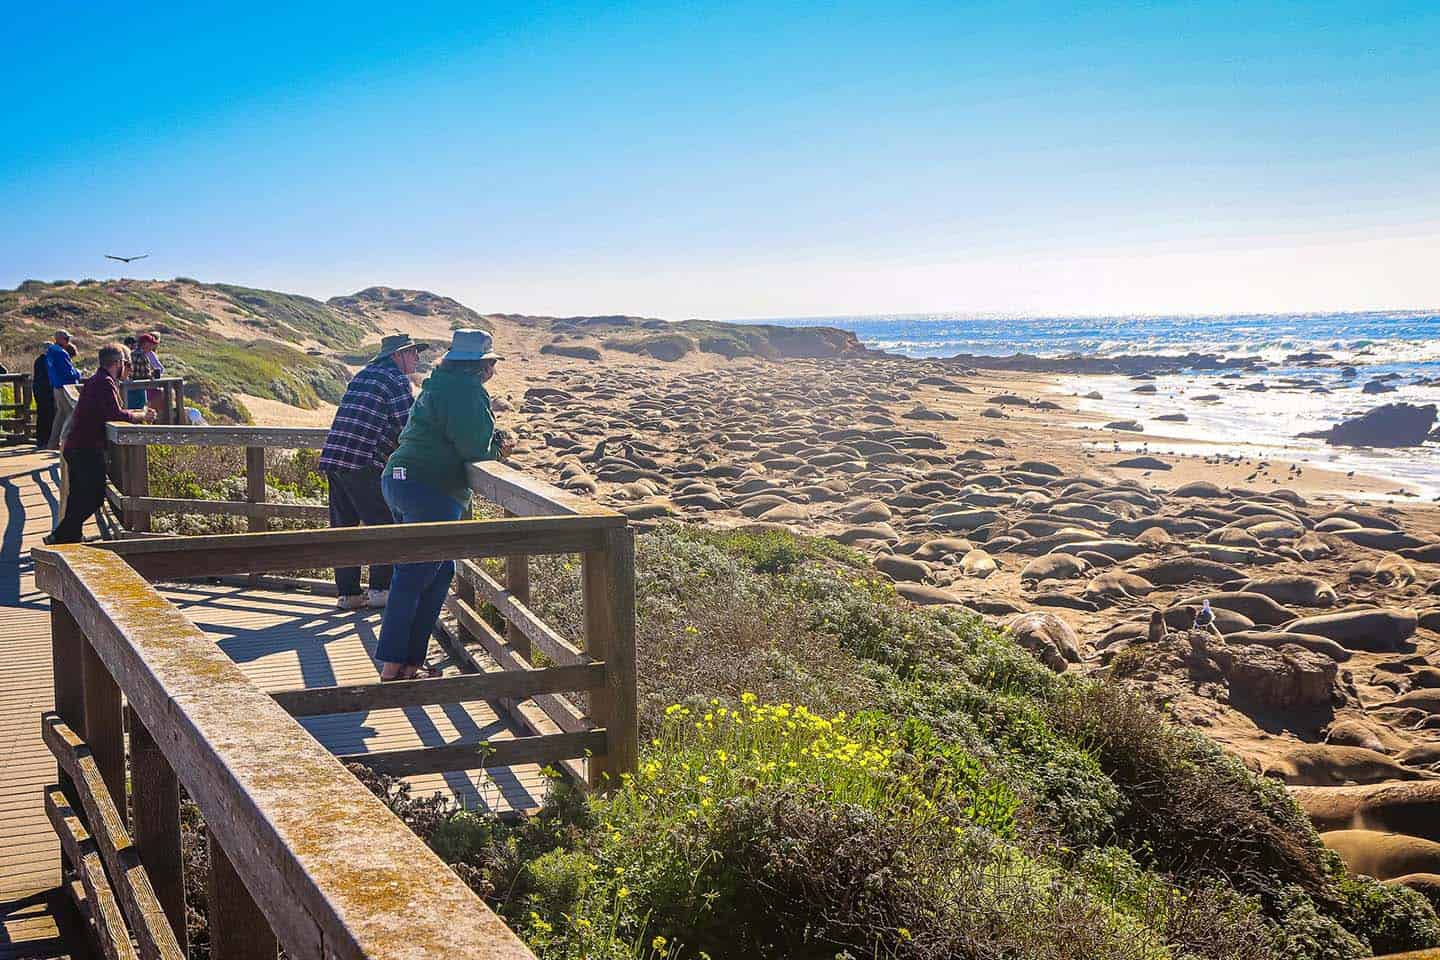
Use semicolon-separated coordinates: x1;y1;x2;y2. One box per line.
1180;591;1297;627
1263;745;1429;786
1227;630;1351;662
1005;612;1083;671
1241;575;1339;608
1322;829;1440;881
1295;781;1440;841
1020;553;1090;584
1134;558;1245;585
1084;571;1155;602
960;549;997;578
1284;608;1418;653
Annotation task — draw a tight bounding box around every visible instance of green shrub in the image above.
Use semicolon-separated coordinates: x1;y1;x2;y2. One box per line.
1270;886;1368;960
525;848;594;915
353;524;1440;958
1047;683;1332;905
1332;872;1440;955
430;811;497;864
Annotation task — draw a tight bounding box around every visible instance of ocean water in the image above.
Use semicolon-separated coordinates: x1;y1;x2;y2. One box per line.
746;311;1440;499
750;310;1440;367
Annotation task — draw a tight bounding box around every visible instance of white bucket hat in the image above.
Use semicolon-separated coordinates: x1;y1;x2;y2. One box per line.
443;328;501;362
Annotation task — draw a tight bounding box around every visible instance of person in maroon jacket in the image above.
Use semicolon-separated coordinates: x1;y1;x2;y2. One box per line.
47;343;155;544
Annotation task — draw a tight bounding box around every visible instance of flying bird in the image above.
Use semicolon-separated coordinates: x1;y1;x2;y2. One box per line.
104;254;149;263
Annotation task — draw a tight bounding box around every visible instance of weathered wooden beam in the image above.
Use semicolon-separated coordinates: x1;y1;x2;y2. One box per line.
504;528;532;660
106;424;329;448
93;516;618;581
245;447;267;535
121;444;151;533
116;496;328;521
43;716;186;960
128;707;187;954
442;594;591;736
583;527;639;789
207;826;277;960
271;663;607;717
45;787;141;960
458;561;586;667
80;638;125;812
31;545;538;960
466;460;615;518
51;601;87;745
340;729;608;776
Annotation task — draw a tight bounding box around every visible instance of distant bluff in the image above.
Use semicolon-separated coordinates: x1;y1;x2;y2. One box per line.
0;277;872;417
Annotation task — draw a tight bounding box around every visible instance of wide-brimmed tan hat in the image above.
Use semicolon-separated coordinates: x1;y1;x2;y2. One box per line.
371;333;430;363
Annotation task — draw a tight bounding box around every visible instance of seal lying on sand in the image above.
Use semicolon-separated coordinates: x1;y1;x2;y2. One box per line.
1322;829;1440;881
1263;744;1430;786
1240;575;1339;608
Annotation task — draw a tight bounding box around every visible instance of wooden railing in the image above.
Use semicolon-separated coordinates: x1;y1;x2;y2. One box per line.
97;423;637;780
34;543;538;960
104;424;330;534
0;372;33;444
118;376;187;426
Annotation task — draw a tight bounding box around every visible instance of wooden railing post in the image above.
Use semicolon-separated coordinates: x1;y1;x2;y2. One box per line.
206;827;277;960
128;706;187;954
504;511;533;661
582;526;637;789
81;637;127;816
245;447;266;533
52;600;87;737
20;375;33;443
121;445;151;533
51;599;86;871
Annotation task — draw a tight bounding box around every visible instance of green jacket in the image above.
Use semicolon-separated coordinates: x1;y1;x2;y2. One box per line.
385;365;502;504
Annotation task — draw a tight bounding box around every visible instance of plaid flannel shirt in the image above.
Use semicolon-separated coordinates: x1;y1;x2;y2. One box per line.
318;358;414;472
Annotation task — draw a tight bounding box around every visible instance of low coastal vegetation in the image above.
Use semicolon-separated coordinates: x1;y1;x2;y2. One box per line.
134;440;1437;956
0;279;478;417
337;525;1438;960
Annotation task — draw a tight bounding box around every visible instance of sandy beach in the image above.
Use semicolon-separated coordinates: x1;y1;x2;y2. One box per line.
246;315;1440;906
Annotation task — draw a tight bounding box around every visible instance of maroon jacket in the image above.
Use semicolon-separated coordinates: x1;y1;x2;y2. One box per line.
63;369;132;451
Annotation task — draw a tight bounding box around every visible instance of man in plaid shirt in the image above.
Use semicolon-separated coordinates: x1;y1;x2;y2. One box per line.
319;334;427;608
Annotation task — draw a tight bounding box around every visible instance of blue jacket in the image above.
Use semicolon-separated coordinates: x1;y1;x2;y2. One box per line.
45;343;81;388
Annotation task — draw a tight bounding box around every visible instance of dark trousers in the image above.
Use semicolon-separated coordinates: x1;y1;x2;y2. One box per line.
34;393;55;448
52;448;106;544
326;468;395;596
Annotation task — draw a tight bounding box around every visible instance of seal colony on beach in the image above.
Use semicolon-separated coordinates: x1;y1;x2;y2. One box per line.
466;329;1440;907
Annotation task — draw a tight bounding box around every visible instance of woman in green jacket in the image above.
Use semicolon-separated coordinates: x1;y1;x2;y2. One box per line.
376;329;513;680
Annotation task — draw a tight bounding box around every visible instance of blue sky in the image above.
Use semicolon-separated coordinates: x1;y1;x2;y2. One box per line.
4;1;1439;318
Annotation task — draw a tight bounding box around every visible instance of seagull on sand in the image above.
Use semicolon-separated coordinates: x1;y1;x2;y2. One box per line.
104;254;149;263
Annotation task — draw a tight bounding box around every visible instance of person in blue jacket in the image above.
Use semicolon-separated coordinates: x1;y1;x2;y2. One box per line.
45;330;83;449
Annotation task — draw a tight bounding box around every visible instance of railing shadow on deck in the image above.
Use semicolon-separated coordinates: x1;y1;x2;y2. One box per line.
0;448;61;610
29;421;638;960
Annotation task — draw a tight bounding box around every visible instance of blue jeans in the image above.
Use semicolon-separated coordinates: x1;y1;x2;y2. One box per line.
376;474;464;666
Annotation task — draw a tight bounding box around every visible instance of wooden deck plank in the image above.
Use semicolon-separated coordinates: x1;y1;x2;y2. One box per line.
1;444;548;960
0;448;69;958
156;581;549;814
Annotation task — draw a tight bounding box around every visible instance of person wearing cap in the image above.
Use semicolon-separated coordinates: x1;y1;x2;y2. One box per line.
376;329;513;680
318;333;427;609
45;330;83;449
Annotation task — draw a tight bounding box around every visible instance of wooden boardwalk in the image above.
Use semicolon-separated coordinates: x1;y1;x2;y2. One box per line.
0;448;71;959
0;446;545;959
